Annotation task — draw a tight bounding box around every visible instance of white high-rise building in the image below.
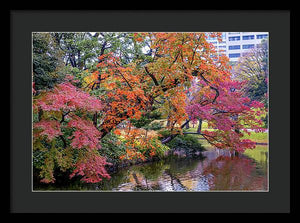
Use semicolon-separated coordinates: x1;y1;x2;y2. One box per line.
206;32;228;57
206;32;269;63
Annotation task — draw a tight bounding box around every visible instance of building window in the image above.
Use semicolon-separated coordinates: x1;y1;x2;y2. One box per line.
207;37;217;40
228;36;240;41
229;53;241;58
257;34;268;39
242;35;255;40
242;44;255;49
229;45;241;50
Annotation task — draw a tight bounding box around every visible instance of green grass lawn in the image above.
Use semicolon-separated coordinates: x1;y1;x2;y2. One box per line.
184;121;268;143
241;131;268;144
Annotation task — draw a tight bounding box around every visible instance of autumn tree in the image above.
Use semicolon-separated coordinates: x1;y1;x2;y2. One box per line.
185;77;265;152
33;77;111;183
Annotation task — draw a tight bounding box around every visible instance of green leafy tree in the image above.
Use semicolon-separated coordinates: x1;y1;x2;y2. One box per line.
233;39;268;104
232;39;268;127
33;33;65;91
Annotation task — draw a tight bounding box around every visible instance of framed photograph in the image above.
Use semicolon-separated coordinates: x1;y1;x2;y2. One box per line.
10;10;291;213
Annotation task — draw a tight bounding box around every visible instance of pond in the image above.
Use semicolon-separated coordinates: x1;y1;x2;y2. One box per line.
34;147;268;191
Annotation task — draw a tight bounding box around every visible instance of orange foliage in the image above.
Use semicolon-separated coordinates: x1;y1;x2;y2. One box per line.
83;32;233;158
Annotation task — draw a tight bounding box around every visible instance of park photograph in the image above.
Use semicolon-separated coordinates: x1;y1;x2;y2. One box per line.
32;32;269;192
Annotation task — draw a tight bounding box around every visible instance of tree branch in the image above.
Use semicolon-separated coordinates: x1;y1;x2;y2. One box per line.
161;120;190;144
198;71;220;103
145;66;159;86
59;135;67;149
60;111;71;123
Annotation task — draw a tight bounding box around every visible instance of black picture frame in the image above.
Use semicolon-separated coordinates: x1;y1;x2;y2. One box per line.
10;10;291;213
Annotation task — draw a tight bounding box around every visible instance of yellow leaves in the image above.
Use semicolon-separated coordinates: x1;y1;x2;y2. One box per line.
82;70;99;89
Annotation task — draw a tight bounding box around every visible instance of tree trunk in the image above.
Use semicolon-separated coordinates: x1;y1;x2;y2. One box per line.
185;120;190;129
232;115;240;133
197;119;203;134
161;120;190;144
38;109;43;121
93;112;98;127
78;50;82;69
166;115;171;128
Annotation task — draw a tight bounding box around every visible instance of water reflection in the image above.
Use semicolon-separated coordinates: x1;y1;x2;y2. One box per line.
95;148;268;191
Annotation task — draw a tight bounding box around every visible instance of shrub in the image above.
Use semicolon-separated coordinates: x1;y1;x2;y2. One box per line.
157;129;172;139
98;132;127;166
165;134;205;153
147;138;170;158
147;122;163;130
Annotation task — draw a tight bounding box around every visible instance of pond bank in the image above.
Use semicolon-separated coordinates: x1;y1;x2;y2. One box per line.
106;149;205;175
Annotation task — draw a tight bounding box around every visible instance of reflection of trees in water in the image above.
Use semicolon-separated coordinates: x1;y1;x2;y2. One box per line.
166;156;204;175
247;151;268;176
95;169;130;191
243;146;268;172
130;161;170;190
164;169;188;191
203;155;267;191
121;157;204;191
133;161;170;181
163;157;206;191
109;157;204;191
97;150;267;191
241;151;268;190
